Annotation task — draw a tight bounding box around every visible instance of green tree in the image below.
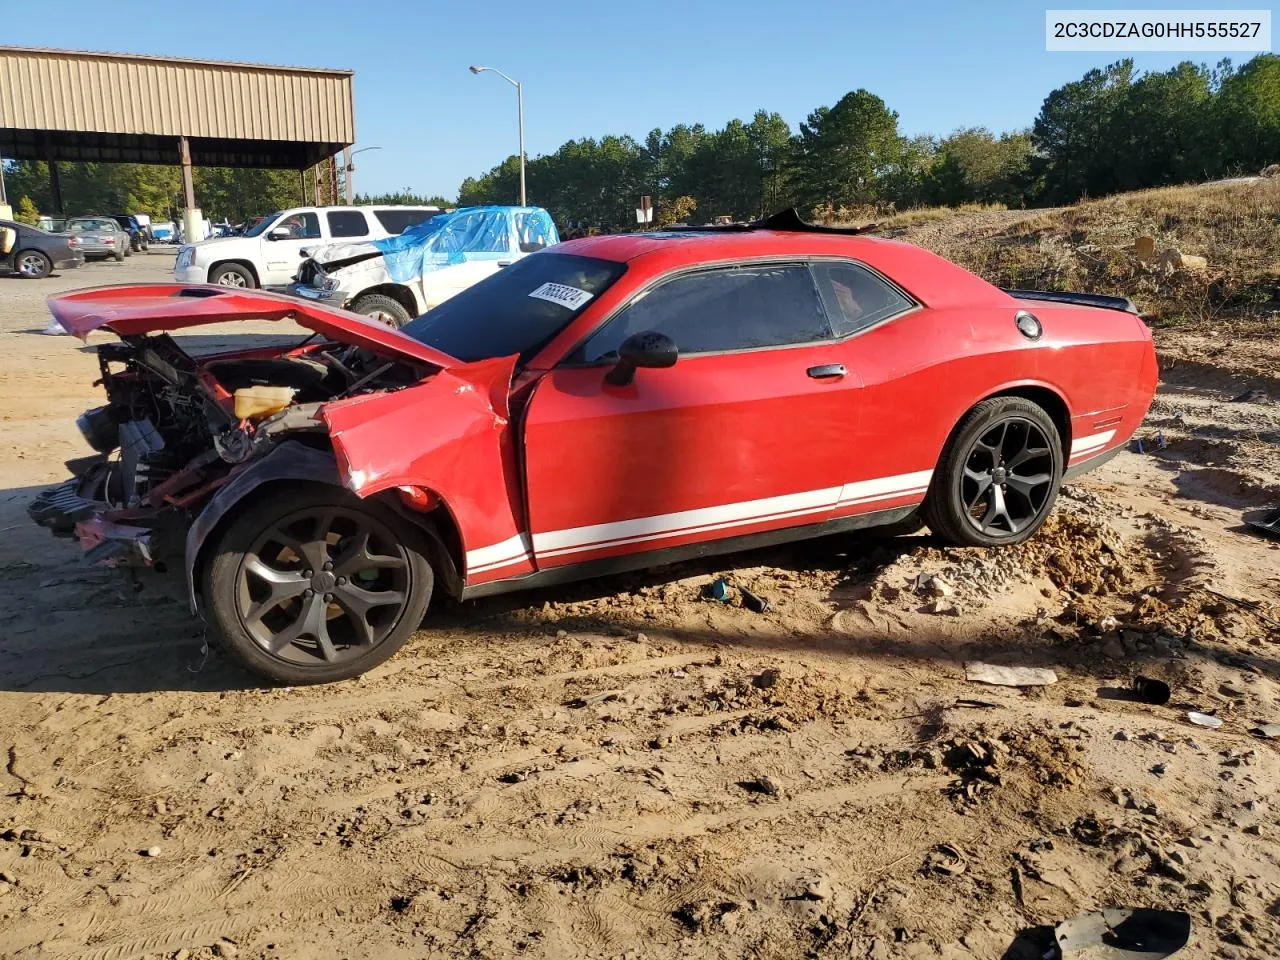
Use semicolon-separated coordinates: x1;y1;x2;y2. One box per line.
926;128;1033;205
1215;53;1280;173
794;90;903;211
14;195;39;225
1032;60;1135;202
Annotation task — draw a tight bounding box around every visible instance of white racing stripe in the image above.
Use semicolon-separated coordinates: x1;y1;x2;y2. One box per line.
464;471;933;573
467;533;533;574
1070;429;1117;457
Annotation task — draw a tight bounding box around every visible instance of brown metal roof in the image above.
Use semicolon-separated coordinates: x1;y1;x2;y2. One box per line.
0;46;354;169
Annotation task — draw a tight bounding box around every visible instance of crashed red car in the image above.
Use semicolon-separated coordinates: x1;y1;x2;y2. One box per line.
30;211;1158;684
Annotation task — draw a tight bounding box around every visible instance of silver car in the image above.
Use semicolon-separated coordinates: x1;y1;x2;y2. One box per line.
67;217;130;262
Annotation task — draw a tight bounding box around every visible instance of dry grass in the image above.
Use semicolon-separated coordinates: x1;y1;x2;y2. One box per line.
872;203;1007;230
896;179;1280;327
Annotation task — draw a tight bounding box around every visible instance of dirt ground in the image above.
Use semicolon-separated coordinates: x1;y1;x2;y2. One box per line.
1;251;1278;960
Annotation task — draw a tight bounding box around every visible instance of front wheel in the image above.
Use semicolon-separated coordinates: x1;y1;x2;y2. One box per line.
203;487;434;684
351;293;413;328
923;397;1063;547
209;263;256;288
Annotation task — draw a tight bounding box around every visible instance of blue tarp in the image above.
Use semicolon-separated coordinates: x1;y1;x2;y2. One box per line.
373;206;559;284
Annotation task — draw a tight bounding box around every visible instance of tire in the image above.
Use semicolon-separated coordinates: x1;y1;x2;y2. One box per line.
124;245;132;257
114;248;125;262
922;397;1063;547
14;249;52;279
209;262;256;288
351;293;413;328
203;486;434;684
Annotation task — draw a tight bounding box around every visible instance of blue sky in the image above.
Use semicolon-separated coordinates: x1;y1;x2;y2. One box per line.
4;1;1267;198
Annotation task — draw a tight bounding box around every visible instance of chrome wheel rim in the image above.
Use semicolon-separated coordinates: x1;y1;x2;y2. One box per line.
236;506;412;666
18;254;47;277
216;272;248;287
960;417;1055;536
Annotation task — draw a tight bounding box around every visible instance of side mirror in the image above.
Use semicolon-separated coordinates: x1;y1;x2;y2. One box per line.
605;331;677;386
268;227;291;241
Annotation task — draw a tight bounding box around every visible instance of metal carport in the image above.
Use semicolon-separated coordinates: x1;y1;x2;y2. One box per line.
0;46;355;229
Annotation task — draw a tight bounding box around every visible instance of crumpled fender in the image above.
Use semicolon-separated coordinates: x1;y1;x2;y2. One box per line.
321;354;528;580
184;441;339;612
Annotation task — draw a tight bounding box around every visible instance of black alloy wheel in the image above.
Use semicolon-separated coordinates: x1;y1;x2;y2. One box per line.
960;418;1055;537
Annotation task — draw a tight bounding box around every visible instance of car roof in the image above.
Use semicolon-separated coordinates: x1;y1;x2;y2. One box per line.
555;230;1006;309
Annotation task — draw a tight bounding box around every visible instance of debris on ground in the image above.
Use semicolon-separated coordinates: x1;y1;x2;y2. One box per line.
964;662;1059;688
1133;676;1171;705
1054;907;1192;959
1187;711;1223;729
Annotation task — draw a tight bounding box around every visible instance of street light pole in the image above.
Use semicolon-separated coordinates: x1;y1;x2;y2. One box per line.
344;145;382;205
470;65;526;206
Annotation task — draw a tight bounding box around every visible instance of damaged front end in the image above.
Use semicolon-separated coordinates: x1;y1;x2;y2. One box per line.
28;285;455;603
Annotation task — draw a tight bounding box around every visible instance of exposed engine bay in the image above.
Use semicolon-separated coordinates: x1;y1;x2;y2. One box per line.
29;331;428;566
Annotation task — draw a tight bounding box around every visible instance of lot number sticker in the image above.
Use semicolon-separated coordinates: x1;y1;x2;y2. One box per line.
528;282;594;310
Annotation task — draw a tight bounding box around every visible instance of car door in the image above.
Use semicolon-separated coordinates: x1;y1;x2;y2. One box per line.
520;260;862;571
261;211;325;285
418;210;513;309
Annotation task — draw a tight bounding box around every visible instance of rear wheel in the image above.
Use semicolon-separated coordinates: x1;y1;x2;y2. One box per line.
923;397;1063;547
209;263;255;288
351;293;413;328
15;249;51;279
204;487;434;684
113;248;125;262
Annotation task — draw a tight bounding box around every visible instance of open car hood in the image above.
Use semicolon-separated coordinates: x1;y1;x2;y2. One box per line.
47;284;457;368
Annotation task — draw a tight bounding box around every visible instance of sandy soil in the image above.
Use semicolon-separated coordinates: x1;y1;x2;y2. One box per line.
1;252;1278;960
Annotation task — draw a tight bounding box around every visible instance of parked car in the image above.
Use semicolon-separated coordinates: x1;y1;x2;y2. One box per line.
0;218;83;278
288;206;558;326
67;216;131;261
151;222;178;243
36;215;68;234
110;215;150;252
28;209;1157;685
174;205;443;290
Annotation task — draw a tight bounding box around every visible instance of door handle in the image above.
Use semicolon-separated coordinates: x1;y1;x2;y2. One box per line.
497;260;513;267
807;363;847;380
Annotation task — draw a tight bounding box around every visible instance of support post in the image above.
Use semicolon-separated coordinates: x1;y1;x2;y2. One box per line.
299;169;307;205
177;136;196;209
49;159;63;214
343;147;353;204
314;165;323;206
328;155;338;208
177;136;203;242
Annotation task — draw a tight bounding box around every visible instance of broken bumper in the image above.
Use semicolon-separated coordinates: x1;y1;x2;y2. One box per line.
28;479;154;567
286;281;347;308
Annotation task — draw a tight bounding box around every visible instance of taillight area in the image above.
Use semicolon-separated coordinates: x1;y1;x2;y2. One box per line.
67;236;80;247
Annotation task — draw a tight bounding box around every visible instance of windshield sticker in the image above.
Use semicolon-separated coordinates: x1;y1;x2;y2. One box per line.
528;282;594;311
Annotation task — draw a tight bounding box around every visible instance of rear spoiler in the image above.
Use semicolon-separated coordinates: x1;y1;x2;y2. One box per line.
1003;288;1136;313
1002;288;1139;315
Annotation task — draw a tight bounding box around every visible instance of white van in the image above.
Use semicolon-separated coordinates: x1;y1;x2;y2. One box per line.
174;205;442;289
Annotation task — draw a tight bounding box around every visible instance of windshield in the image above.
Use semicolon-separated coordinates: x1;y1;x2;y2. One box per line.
244;213;283;238
69;219;113;232
400;253;626;364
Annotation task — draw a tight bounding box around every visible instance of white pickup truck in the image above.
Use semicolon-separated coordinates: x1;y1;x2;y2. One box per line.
286;205;559;326
174;205;441;289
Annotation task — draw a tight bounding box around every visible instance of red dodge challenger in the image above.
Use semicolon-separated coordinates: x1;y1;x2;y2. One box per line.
30;211;1158;684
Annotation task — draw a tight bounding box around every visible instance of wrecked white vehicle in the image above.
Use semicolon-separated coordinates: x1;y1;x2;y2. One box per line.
288;205;559;327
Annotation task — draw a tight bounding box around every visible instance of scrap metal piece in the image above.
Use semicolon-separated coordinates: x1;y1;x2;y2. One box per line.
1246;507;1280;538
1054;907;1191;958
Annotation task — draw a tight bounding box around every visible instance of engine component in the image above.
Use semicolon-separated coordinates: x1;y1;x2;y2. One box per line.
118;419;166;505
76;405;119;454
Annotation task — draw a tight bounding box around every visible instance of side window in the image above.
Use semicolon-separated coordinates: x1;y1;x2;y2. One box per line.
276;213;322;240
374;209;439;234
326;210;369;238
811;261;913;336
572;263;831;363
